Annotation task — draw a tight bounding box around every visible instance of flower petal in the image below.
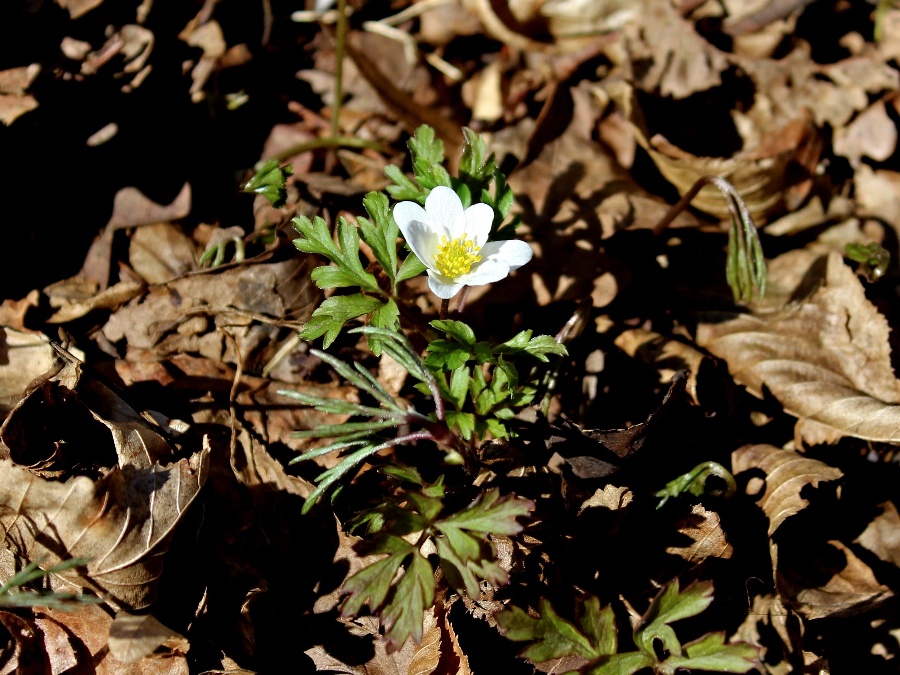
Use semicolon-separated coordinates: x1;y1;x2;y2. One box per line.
393;200;428;236
478;239;533;270
425;186;465;238
400;219;440;268
427;271;464;299
456;258;511;287
463;203;495;247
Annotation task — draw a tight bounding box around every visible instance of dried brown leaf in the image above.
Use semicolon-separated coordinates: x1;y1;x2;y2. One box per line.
128;223;198;285
854;500;900;568
782;540;892;620
55;0;105;19
0;329;59;413
833;98;899;168
0;610;49;673
0;443;208;608
81;184;192;289
407;612;441;675
0;92;38;126
697;252;900;445
625;0;728;98
108;612;187;664
731;444;843;536
44;278;145;325
666;504;734;563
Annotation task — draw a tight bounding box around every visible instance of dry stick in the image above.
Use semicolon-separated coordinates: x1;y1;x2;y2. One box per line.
651;176;712;236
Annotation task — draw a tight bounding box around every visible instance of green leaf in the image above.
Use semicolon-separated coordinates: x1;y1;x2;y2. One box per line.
368;298;401;355
580;597;618;657
665;632;759;673
586;652;655;675
358;191;399;286
384;164;425;202
458;127;494;183
408;125;452;190
430;319;477;347
397;252;427;282
523;335;568;361
437;488;533;537
243;158;292;207
446;410;475;440
496;600;598;663
425;341;472;371
303;442;386;512
341;535;414;617
298;294;384;348
448;366;470;409
493;332;568;362
382;552;436;651
292;215;379;292
494;329;532;353
635;579;714;659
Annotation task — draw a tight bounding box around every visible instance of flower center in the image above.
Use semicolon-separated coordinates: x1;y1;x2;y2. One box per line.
433;235;482;279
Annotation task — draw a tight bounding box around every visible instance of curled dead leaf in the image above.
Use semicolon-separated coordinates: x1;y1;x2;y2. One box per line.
698;252;900;445
108;612;187;664
731;444;843;536
666;504;733;563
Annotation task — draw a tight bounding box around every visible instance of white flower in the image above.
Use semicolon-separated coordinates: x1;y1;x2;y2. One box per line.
393;186;533;300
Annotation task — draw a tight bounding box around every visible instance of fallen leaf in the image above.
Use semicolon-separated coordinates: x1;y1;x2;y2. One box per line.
108;612;187;664
625;0;728;98
697;252;900;445
55;0;105;19
0;329;60;414
731;444;843;536
666;504;734;563
80;183;192;289
128;223;198;284
781;540;892;620
854;500;900;568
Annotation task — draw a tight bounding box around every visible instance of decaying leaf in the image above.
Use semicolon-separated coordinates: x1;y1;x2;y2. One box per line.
666;504;733;563
624;0;728;98
732;444;843;536
698;252;900;445
854;500;900;568
0;329;61;417
779;539;892;621
0;360;209;608
80;183;192;289
108;612;188;663
544;370;686;479
0;64;40;126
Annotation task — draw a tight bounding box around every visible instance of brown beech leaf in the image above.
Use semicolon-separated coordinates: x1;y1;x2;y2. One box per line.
407;611;441;675
780;540;892;621
0;610;50;672
731;444;843;536
44;278;145;325
0;329;60;416
666;504;733;563
127;223;198;285
81;183;192;289
0;444;208;609
38;604;190;674
108;612;188;664
697;252;900;445
854;501;900;568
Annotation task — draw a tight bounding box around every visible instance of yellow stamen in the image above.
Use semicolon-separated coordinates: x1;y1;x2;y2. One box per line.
433;235;482;279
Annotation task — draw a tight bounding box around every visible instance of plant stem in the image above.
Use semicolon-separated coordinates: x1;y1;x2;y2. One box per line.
440;298;449;320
